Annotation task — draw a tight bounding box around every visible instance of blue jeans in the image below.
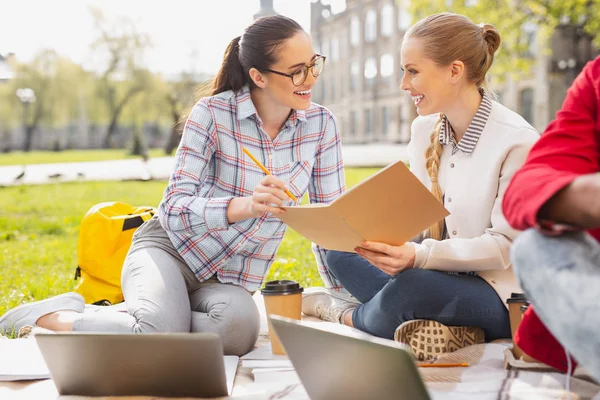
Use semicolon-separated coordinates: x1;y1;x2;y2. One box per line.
512;229;600;382
325;251;511;341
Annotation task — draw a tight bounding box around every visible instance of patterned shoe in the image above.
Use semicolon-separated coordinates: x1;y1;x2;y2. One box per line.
302;287;360;323
394;319;485;361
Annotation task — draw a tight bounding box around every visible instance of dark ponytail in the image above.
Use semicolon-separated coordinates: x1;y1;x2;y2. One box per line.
212;36;245;95
181;16;304;123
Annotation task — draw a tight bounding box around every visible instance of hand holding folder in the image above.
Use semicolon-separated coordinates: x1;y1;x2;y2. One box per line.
276;161;449;253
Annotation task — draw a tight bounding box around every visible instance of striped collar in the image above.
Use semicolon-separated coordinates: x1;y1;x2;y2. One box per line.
439;89;492;154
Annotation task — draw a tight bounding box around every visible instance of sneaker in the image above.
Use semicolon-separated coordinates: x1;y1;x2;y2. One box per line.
302;287;360;323
0;293;85;334
394;319;485;361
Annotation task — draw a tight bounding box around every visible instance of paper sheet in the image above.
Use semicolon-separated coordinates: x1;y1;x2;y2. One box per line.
242;359;293;369
224;355;239;395
242;343;289;360
0;339;50;381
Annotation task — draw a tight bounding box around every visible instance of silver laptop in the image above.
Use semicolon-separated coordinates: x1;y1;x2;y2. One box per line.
35;332;238;398
270;315;431;400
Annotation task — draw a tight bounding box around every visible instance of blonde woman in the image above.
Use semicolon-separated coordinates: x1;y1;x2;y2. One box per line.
303;12;539;360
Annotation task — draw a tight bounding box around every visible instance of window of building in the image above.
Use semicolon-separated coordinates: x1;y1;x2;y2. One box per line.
496;90;504;105
365;10;377;42
331;37;339;62
398;0;410;31
349;111;357;136
380;54;394;80
350;16;360;46
350;61;360;92
364;58;377;88
330;79;336;100
322;39;330;60
519;88;534;125
521;22;537;58
381;3;394;37
398;105;406;142
381;107;389;135
340;32;348;59
364;109;373;137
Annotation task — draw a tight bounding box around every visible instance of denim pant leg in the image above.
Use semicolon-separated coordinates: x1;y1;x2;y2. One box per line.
352;268;511;340
512;229;600;382
326;250;394;303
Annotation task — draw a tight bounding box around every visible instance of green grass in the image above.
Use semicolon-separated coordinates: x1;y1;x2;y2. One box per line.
0;168;379;319
0;149;168;166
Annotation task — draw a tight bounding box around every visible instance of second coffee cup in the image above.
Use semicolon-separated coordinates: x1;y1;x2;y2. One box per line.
261;280;304;355
506;293;527;359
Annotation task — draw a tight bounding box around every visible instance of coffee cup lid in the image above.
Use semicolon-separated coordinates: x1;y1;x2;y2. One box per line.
261;280;304;296
506;293;527;303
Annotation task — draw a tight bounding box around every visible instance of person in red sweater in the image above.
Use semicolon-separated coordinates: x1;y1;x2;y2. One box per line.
503;56;600;380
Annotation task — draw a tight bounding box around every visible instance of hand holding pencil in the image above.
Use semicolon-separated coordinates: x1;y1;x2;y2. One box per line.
242;147;296;218
243;148;298;202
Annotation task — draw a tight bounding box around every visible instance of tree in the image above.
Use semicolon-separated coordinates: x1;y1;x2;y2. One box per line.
10;50;86;151
120;70;170;156
409;0;600;83
0;73;19;151
162;74;208;155
89;8;152;148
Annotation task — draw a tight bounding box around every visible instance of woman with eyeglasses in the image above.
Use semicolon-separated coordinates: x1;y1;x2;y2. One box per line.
0;15;344;356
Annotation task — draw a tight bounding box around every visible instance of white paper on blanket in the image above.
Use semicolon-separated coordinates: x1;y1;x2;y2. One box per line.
242;359;293;369
224;355;239;395
241;343;288;360
252;368;302;386
0;339;50;381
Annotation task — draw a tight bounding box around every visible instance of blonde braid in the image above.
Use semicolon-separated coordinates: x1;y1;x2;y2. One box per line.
424;114;446;240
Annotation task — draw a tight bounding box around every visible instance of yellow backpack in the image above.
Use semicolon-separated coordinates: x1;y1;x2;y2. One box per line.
74;202;156;305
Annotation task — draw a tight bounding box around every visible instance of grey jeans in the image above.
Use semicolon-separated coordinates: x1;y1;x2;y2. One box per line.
72;217;260;356
512;229;600;381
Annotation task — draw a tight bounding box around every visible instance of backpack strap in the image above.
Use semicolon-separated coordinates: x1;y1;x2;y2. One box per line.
122;216;146;231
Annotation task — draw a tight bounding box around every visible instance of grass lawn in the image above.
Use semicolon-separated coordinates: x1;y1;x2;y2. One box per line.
0;167;379;318
0;149;168;166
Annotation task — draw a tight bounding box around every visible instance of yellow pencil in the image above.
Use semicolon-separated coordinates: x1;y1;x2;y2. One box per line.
417;363;469;368
242;147;298;202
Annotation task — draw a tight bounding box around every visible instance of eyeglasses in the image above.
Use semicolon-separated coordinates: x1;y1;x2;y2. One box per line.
263;55;326;86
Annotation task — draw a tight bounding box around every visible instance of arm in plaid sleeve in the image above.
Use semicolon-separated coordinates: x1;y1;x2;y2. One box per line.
158;101;233;235
309;112;347;290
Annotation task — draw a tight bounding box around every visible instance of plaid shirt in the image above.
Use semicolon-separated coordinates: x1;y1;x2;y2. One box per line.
158;85;346;291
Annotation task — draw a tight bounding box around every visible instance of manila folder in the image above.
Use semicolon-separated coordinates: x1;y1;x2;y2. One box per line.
277;160;449;253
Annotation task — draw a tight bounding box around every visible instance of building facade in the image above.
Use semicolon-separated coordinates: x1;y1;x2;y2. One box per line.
311;0;416;144
311;0;598;143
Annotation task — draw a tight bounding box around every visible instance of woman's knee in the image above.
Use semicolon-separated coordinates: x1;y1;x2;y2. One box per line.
220;299;260;356
511;229;548;278
325;250;348;276
132;303;191;333
325;250;364;278
191;285;260;356
511;229;595;285
361;269;445;325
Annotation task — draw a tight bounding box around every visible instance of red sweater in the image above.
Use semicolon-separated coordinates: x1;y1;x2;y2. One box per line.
502;56;600;372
